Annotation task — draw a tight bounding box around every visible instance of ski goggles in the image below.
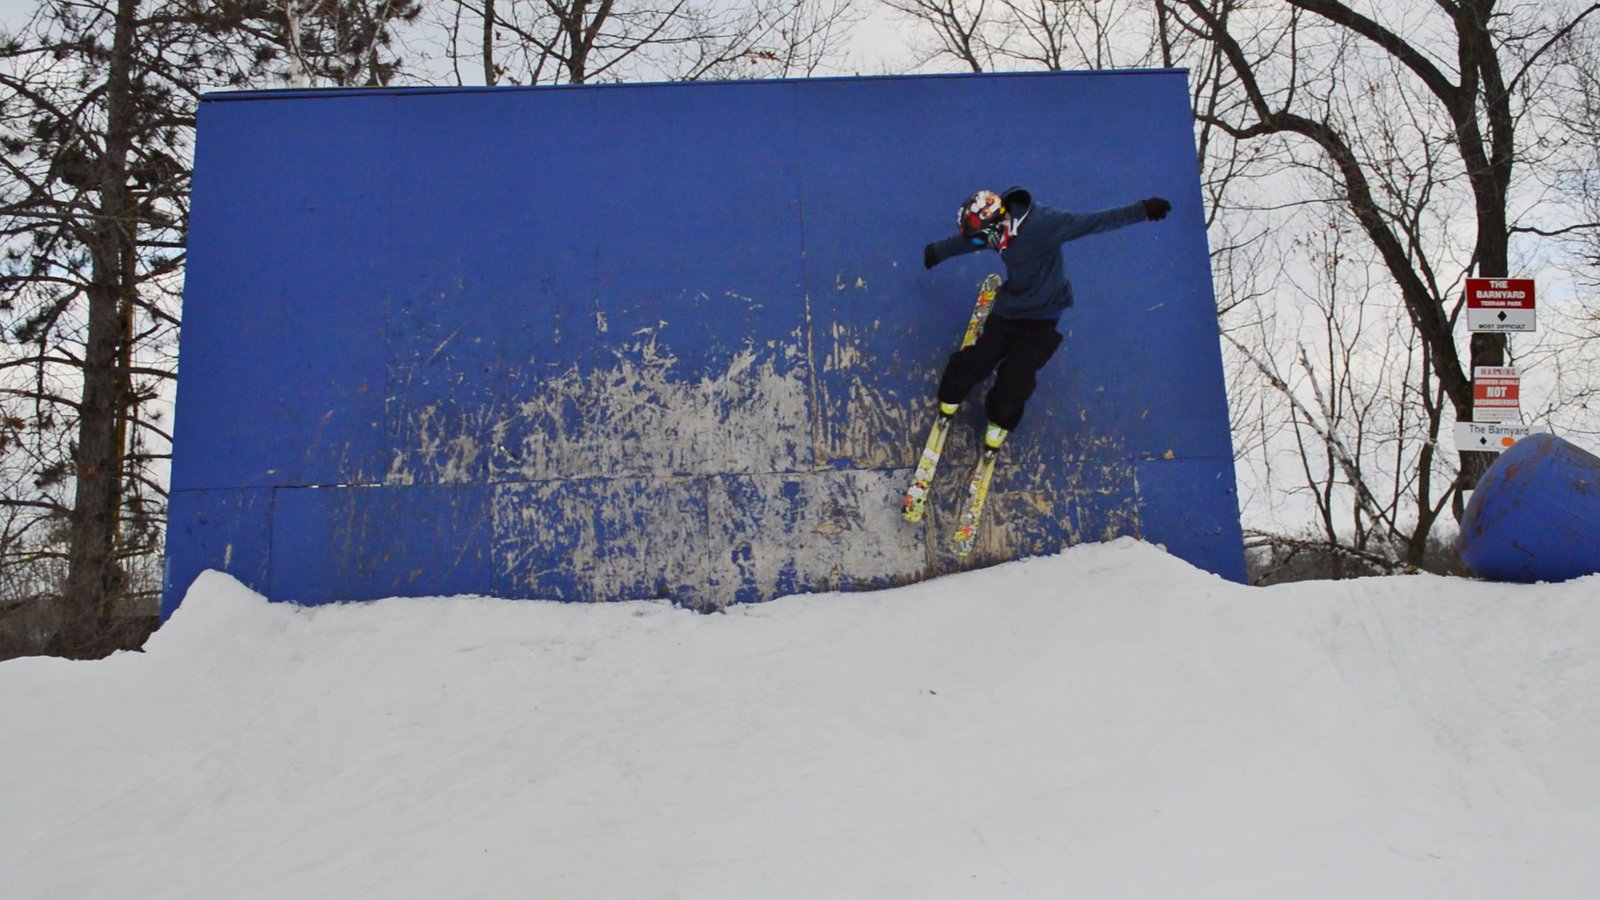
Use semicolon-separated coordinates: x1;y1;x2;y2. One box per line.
967;221;1009;250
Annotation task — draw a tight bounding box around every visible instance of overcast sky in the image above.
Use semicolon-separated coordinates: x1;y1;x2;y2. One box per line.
0;0;913;81
1;0;30;29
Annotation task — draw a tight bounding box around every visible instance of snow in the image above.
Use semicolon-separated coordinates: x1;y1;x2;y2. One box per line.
3;538;1598;898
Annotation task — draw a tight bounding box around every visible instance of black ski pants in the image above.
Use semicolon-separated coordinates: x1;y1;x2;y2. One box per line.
936;315;1064;432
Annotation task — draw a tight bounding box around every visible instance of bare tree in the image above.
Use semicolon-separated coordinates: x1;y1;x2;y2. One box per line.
430;0;863;86
1226;210;1457;572
882;0;1169;73
1540;14;1600;301
215;0;424;87
1164;1;1600;494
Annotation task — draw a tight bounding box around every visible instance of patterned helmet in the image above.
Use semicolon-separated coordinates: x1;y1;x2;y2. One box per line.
958;190;1010;250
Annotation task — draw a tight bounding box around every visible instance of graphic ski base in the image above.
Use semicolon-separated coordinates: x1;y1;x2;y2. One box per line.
901;273;1001;525
951;445;1000;557
901;413;953;523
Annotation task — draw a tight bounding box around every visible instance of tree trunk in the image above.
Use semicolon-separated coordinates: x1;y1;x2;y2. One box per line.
57;0;139;659
1457;0;1513;491
483;0;496;86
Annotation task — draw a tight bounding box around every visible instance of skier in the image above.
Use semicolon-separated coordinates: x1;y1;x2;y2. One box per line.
922;188;1172;450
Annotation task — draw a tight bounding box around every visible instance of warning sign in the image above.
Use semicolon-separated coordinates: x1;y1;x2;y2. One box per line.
1465;278;1536;332
1472;366;1521;423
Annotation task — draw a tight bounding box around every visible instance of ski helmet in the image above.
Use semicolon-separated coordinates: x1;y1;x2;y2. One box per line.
959;190;1011;250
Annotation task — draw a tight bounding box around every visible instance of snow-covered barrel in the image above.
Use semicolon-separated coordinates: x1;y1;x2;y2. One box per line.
1458;434;1600;583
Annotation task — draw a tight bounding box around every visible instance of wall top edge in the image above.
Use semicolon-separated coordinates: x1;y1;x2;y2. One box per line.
199;68;1191;105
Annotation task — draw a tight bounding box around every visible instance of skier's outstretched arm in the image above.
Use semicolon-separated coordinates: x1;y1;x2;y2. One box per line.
1040;197;1171;244
923;234;980;269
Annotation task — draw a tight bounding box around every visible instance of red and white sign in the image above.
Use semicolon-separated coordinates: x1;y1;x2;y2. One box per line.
1472;365;1521;423
1465;278;1536;332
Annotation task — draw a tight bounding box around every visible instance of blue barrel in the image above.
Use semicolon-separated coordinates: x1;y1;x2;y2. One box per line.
1458;433;1600;582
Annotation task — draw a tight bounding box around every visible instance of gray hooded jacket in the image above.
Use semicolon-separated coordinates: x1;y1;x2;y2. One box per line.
926;187;1150;320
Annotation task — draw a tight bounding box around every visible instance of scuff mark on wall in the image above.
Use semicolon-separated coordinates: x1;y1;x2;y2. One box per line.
499;328;813;481
387;323;815;486
379;307;1152;608
812;317;927;470
494;476;711;603
385;402;503;485
705;469;923;606
491;468;926;609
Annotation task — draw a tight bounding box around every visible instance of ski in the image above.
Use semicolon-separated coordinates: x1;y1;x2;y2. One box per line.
951;442;1001;557
901;274;1002;524
957;273;1002;348
901;411;953;522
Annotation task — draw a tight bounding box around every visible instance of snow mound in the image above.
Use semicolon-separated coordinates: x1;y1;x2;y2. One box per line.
3;539;1598;898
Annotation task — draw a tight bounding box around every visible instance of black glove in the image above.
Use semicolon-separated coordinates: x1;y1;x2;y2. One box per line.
923;242;938;269
1142;197;1172;221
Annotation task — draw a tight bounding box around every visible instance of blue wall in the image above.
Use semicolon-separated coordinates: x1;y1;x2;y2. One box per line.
164;71;1244;614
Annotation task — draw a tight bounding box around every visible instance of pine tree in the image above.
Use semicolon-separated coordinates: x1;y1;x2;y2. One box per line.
0;0;275;657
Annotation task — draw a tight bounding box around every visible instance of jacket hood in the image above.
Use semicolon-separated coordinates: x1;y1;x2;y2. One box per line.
1001;186;1033;229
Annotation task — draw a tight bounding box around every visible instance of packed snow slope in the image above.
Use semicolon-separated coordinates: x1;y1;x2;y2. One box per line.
4;539;1598;899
